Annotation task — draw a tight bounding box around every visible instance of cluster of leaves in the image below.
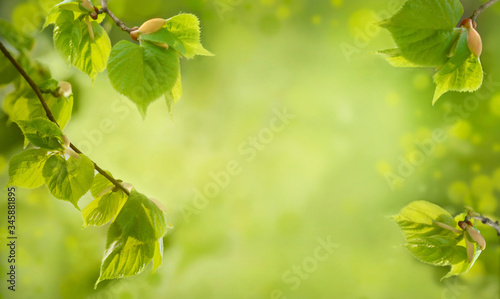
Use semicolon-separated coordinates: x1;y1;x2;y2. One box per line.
379;0;483;104
394;201;485;279
44;0;212;117
0;0;187;286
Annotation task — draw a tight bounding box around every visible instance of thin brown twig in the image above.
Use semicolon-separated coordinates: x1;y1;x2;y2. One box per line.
0;41;130;197
99;0;133;33
472;215;500;236
471;0;500;22
0;43;58;124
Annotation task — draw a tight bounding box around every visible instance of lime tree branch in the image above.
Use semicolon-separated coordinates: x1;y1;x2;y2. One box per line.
0;41;131;196
0;42;57;123
472;214;500;236
471;0;500;22
99;0;133;33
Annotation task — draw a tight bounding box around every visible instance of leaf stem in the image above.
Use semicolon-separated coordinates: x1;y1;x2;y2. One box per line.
471;0;500;22
0;41;131;197
472;214;500;236
99;0;133;33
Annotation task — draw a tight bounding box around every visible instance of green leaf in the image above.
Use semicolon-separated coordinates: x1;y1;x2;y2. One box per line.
114;190;168;242
107;40;180;116
96;190;169;286
39;79;60;93
152;238;164;273
7;149;49;189
48;94;74;129
82;190;127;227
165;14;213;59
6;95;73;129
165;68;182;117
380;0;463;67
0;18;35;51
96;222;157;287
43;0;91;29
16;118;64;150
393;200;458;240
405;235;465;266
42;154;95;208
140;28;187;57
53;10;111;80
394;201;483;279
432;30;483;104
376;48;423;68
90;172;115;198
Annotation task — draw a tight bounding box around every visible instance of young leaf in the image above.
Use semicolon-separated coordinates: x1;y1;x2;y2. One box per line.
432;30;483;104
43;0;95;29
82;190;127;227
96;190;169;286
16;118;64;150
7;149;49;189
140;28;187;56
393;200;458;240
405;235;465;266
90;172;115;198
107;41;180;116
165;14;213;59
42;154;95;209
114;190;168;242
394;201;483;279
53;10;111;80
379;0;463;67
96;222;157;287
165;68;182;117
152;238;164;273
376;49;423;68
6;95;73;129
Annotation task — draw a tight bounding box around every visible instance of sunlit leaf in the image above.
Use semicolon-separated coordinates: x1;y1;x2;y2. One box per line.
432;29;483;104
393;201;483;279
377;48;423;68
96;222;157;287
7;149;49;189
165;67;182;117
379;0;463;67
107;40;180;116
42;154;95;209
82;190;127;227
16;118;64;150
114;190;168;242
53;10;111;80
140;27;187;57
96;190;169;286
165;14;213;59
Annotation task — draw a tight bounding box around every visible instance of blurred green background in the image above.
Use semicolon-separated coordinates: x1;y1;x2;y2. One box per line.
1;0;500;298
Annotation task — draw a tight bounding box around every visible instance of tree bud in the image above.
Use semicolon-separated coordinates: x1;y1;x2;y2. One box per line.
80;0;94;12
57;81;72;97
467;27;482;57
138;18;166;35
